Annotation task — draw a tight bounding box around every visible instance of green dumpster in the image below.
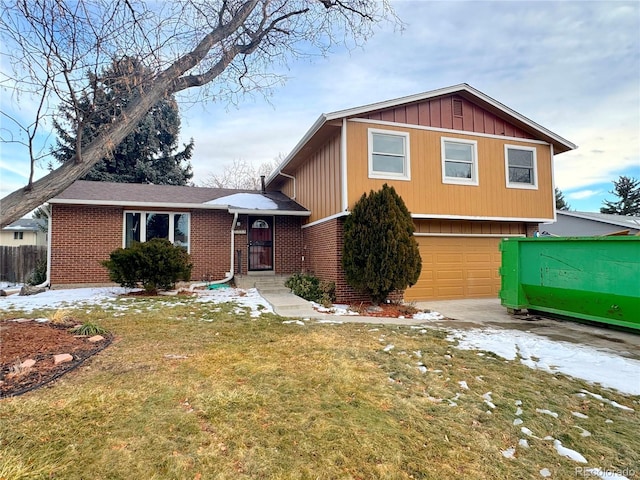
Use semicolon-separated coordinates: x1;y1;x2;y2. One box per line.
499;236;640;331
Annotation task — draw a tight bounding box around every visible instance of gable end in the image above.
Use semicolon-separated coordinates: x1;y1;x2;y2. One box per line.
359;94;535;140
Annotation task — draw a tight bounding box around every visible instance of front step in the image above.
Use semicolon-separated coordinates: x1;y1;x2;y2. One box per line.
234;274;290;292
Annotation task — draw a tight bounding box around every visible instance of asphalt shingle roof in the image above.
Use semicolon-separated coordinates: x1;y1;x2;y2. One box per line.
50;180;309;214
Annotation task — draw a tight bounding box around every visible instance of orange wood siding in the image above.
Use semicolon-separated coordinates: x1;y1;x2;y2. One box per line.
346;121;554;220
413;219;526;235
290;132;342;223
364;94;534;139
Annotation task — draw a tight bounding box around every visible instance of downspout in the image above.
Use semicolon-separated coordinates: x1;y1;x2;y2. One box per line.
36;204;52;289
190;212;237;290
278;171;296;200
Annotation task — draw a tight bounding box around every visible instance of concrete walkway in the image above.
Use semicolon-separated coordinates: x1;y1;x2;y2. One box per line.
259;290;640;359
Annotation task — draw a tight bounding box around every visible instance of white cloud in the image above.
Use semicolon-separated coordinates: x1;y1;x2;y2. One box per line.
567;189;603;200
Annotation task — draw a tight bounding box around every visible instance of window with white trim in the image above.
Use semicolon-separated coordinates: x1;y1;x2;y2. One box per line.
505;145;537;189
368;129;410;180
441;137;478;185
124;212;190;250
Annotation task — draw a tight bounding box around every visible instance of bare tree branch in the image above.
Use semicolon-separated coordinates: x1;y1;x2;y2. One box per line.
0;0;396;226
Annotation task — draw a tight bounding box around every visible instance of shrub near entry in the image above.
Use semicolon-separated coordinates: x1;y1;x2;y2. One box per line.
285;273;336;307
102;238;192;292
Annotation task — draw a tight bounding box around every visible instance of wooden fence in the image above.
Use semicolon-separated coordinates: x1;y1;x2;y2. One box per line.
0;245;47;284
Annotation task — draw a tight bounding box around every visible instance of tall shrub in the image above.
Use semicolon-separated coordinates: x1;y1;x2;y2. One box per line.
342;184;421;304
102;238;192;292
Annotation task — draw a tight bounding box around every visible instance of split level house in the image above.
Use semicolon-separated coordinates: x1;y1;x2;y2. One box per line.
47;84;576;302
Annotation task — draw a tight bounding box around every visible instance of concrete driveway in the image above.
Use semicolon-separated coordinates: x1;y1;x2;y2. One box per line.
261;288;639;360
415;298;640;361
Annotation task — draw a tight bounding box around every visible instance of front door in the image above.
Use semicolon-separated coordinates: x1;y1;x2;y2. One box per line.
248;216;273;271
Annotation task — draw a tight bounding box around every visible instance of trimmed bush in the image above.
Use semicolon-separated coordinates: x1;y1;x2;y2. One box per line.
102;238;192;292
342;184;421;304
285;273;336;307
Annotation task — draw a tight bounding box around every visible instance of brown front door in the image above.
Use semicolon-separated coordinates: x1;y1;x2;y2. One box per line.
248;216;273;271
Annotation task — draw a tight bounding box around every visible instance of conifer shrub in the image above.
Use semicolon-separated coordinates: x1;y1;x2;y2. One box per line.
26;258;47;286
342;184;421;304
102;238;192;292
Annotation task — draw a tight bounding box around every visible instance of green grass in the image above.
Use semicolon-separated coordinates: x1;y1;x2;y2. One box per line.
1;297;638;479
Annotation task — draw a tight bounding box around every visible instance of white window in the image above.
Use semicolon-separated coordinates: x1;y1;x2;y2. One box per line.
368;129;410;180
123;212;190;251
441;137;478;185
13;232;23;240
505;145;537;189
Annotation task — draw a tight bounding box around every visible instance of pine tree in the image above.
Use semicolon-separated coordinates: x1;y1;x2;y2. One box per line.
342;184;422;304
555;187;570;211
52;56;194;185
600;176;640;216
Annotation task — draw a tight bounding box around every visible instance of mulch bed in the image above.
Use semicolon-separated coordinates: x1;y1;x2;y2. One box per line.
0;320;112;398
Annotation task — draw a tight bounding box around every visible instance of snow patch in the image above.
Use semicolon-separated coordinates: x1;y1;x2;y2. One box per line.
449;328;640;396
501;447;516;459
553;440;587;463
205;193;278;210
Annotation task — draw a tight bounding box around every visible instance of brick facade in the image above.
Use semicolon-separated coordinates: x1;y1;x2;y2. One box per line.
189;209;235;282
274;216;304;275
302;217;372;304
51;205;303;286
50;204;122;285
525;222;539;238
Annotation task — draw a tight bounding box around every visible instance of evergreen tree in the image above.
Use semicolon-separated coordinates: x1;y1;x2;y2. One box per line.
342;184;422;304
555;187;570;211
52;56;194;185
600;176;640;216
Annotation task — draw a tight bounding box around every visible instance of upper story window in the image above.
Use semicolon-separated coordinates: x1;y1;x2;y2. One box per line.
441;137;478;185
124;211;190;251
13;232;23;240
368;129;410;180
505;145;537;189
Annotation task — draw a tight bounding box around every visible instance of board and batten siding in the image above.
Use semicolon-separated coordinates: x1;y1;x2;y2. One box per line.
345;121;554;220
363;94;535;139
282;132;342;223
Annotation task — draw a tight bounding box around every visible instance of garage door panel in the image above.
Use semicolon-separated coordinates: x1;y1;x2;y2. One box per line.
466;269;492;280
405;236;503;301
435;253;463;264
436;286;465;298
467;285;496;296
436;269;464;280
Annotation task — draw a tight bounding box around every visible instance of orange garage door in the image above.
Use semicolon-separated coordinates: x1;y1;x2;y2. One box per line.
405;236;503;301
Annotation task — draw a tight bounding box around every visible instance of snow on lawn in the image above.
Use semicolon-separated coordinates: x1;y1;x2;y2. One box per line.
0;287;133;312
448;328;640;396
0;286;272;318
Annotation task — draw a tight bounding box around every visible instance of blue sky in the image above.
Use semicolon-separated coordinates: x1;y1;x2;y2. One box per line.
1;0;639;213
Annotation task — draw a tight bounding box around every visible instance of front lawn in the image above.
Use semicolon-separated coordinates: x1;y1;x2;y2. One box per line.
1;294;638;479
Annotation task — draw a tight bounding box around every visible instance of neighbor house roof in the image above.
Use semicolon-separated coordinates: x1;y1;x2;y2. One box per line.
267;83;577;186
2;218;46;231
49;180;310;216
555;210;640;231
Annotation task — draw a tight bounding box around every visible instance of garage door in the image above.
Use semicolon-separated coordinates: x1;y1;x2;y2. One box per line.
405;236;503;301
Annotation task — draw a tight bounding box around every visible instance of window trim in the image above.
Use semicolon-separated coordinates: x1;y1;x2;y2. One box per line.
504;144;538;190
367;128;411;181
122;211;191;252
441;137;479;186
13;231;24;240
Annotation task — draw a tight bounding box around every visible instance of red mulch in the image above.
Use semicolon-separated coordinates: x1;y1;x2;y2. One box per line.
342;302;420;318
0;320;112;398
